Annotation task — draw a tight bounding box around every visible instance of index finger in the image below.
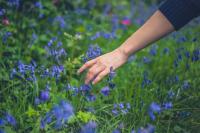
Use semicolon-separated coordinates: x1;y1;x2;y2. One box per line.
77;59;97;74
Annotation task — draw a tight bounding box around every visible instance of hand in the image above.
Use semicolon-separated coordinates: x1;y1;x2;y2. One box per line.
77;48;129;85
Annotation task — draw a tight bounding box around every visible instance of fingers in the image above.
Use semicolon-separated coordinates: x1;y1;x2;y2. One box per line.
92;68;110;85
85;63;106;84
77;59;97;74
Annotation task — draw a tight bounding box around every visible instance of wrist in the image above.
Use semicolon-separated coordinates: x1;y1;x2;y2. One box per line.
116;46;130;60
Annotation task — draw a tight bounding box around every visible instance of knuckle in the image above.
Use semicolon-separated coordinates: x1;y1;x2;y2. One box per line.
85;62;89;67
88;69;94;75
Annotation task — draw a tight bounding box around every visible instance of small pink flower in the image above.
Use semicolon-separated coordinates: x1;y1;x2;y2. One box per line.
121;19;131;26
2;18;9;26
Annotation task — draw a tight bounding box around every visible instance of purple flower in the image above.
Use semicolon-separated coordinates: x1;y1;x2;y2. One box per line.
59;100;74;117
81;121;97;133
0;8;5;16
185;51;190;59
142;71;151;88
112;129;121;133
150;102;161;113
31;33;38;44
82;44;102;63
131;130;135;133
162;102;173;110
138;124;155;133
2;32;12;43
41;100;74;129
40;112;52;129
5;113;16;127
149;45;157;56
101;86;110;96
163;48;169;54
167;90;175;99
182;81;190;90
108;67;116;81
80;84;92;91
0;129;5;133
112;109;118;116
126;103;131;109
51;65;64;79
143;56;151;64
40;90;50;102
54;16;66;28
192;48;200;62
119;103;124;109
34;97;40;105
90;32;101;40
7;0;20;8
148;102;161;121
0;119;6;126
86;94;96;102
35;2;43;9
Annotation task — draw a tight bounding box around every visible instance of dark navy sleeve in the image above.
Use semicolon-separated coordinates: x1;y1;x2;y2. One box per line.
159;0;200;30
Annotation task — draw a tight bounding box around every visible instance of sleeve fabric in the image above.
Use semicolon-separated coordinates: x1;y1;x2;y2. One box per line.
159;0;200;30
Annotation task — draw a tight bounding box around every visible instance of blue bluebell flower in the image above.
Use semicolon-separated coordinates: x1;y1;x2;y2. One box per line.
150;102;161;113
192;48;200;62
79;84;92;92
149;44;157;56
143;56;151;64
162;102;173;110
40;112;52;129
112;102;131;116
138;124;155;133
81;121;97;133
40;90;50;102
103;3;111;15
102;32;112;39
7;0;20;8
41;100;74;129
184;51;190;59
131;130;135;133
5;113;16;127
167;90;175;99
112;109;118;116
0;8;5;16
30;33;38;45
108;67;116;81
0;119;6;126
34;97;40;105
148;102;161;121
141;71;151;88
0;129;5;133
35;2;43;9
54;16;66;28
83;44;102;63
90;32;101;41
51;65;64;79
112;129;121;133
101;86;110;96
87;0;96;10
2;32;12;43
126;103;131;109
182;81;190;90
86;94;96;102
163;48;169;54
119;103;124;109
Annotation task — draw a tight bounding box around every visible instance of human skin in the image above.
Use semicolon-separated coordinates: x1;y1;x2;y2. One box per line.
77;10;175;85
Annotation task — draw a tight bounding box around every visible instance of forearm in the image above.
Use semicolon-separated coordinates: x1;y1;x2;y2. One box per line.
118;10;174;57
